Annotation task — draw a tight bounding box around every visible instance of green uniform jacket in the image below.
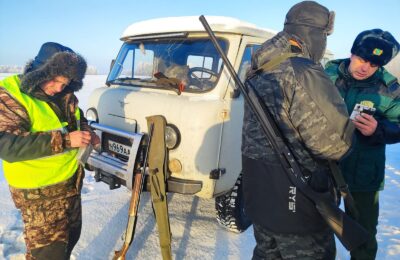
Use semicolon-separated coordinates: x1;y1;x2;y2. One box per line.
325;59;400;191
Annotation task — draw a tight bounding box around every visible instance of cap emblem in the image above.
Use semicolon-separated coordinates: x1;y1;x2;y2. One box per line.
372;48;383;56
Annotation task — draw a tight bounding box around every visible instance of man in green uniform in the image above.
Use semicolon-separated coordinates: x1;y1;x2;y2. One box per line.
325;29;400;260
0;42;99;259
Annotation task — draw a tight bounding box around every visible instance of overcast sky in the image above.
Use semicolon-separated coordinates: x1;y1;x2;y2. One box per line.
1;0;399;73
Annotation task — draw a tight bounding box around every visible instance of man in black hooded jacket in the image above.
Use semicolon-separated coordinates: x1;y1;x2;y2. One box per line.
242;1;354;259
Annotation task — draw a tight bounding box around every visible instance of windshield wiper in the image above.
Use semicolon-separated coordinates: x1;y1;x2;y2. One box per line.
107;75;183;95
107;77;144;85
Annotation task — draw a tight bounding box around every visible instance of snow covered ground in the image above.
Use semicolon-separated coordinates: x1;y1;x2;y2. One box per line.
0;74;399;259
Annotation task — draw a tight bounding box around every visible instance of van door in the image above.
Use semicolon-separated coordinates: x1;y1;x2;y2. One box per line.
214;35;268;195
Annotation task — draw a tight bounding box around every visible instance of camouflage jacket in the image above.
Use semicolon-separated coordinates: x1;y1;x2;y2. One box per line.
0;74;91;163
242;31;354;178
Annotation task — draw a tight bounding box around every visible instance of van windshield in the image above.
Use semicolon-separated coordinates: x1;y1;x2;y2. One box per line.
107;38;227;93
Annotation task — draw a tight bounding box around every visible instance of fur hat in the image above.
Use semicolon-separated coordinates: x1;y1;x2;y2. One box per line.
351;29;399;66
21;42;87;94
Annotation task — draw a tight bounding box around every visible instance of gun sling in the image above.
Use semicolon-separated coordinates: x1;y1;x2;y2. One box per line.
147;115;172;260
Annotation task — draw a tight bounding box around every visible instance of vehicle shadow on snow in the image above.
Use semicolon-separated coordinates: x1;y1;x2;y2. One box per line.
78;192;154;259
171;194;254;260
174;196;200;259
126;193;177;259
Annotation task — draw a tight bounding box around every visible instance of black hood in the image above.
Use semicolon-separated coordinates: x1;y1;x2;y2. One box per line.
20;42;87;96
283;1;334;63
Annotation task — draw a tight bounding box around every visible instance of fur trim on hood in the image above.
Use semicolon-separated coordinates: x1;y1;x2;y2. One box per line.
21;51;87;95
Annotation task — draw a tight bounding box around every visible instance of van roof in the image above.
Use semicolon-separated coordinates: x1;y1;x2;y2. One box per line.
121;16;276;40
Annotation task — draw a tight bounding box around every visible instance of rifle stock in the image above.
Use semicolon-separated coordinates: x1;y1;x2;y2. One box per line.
113;125;154;260
199;15;368;251
113;172;144;260
316;199;368;251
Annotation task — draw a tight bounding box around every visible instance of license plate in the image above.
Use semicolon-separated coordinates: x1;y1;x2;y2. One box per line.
108;140;131;157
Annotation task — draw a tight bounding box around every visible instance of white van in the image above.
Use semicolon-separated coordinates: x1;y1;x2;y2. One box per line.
86;16;276;232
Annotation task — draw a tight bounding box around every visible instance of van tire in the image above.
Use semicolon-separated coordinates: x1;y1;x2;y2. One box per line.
215;173;252;233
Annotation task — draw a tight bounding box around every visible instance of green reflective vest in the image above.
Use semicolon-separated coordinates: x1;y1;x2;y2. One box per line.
0;75;79;188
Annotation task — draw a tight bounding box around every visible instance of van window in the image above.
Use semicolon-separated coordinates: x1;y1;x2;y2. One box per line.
107;38;227;93
238;45;260;82
119;48;154;79
187;55;213;78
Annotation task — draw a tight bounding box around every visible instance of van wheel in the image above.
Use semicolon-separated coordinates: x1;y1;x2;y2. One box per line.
215;173;252;233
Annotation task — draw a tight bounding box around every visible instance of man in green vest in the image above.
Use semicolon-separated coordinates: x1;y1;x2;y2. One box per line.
0;42;99;259
325;30;400;260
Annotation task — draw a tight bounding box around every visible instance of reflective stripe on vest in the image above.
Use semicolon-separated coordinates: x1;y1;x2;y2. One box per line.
0;75;79;188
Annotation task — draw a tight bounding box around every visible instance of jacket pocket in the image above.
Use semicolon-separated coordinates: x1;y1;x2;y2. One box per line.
354;148;385;187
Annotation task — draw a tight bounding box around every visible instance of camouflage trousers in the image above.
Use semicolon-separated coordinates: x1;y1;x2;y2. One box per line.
9;167;84;260
252;223;336;260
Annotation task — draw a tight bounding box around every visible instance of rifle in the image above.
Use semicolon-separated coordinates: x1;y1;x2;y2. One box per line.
113;124;154;260
199;15;368;251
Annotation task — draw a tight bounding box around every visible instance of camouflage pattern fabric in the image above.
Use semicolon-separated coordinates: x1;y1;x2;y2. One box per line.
0;84;92;160
0;86;31;135
9;167;84;259
242;31;353;175
252;224;336;260
0;86;63;155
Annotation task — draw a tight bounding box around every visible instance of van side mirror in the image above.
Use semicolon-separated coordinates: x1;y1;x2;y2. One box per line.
106;59;116;87
231;88;241;99
110;59;116;72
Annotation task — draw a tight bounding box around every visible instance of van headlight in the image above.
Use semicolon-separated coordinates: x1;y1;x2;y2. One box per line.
86;108;99;123
165;124;180;150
